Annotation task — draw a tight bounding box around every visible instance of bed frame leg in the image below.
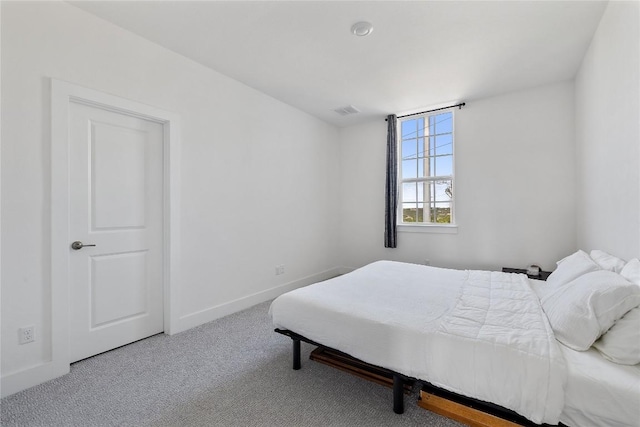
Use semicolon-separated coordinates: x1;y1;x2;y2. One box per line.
393;374;404;414
292;339;301;370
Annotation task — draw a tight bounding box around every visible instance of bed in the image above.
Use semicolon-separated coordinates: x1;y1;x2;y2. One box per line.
270;255;640;426
559;345;640;427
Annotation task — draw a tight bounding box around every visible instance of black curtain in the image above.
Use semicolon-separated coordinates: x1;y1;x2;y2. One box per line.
384;115;398;248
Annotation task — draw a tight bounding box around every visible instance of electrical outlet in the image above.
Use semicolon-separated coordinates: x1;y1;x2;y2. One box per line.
275;264;285;275
19;326;35;344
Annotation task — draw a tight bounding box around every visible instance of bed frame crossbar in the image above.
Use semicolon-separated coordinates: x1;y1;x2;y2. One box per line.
274;328;410;414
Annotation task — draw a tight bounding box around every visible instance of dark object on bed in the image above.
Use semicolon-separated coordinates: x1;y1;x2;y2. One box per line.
501;267;552;281
275;328;564;426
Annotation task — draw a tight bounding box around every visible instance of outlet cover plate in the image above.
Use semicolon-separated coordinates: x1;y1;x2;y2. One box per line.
19;326;35;344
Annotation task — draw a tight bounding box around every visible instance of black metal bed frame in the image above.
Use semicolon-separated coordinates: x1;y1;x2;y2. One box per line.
275;328;560;426
274;328;410;414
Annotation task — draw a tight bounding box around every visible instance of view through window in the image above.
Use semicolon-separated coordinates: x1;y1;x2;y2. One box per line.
398;110;454;224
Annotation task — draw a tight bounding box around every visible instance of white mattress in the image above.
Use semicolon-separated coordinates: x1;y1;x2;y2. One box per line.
559;344;640;427
270;260;566;424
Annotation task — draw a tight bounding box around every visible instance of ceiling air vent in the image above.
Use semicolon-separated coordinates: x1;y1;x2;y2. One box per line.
333;105;361;116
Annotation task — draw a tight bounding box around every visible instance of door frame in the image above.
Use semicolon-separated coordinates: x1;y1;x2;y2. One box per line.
51;79;181;375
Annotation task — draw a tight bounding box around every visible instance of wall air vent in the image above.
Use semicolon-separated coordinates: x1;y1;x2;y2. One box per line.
333;105;361;116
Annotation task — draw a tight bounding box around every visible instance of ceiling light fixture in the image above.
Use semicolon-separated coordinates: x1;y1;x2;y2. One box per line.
351;21;373;37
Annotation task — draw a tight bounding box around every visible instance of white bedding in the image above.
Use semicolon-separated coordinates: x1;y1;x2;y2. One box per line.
559;344;640;427
270;260;566;424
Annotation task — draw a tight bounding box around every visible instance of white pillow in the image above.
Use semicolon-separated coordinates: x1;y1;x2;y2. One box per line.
621;258;640;285
590;250;626;273
593;307;640;365
546;250;600;288
541;270;640;351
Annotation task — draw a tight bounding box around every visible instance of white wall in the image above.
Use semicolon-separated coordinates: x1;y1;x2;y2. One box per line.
4;0;635;399
338;82;576;272
1;1;340;395
575;1;640;260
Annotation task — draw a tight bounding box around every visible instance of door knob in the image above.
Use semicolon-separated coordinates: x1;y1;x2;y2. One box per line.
71;241;96;250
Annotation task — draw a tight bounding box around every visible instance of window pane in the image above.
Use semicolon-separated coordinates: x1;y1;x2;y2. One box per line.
435;112;452;134
434;202;452;223
416;204;426;223
399;180;452;221
418;157;425;177
401;119;414;139
402;160;417;179
402;182;417;203
402;139;417;160
402;203;418;222
435;154;453;176
417;118;425;138
435;134;452;155
417;181;428;203
402;118;425;140
416;137;427;160
434;179;453;202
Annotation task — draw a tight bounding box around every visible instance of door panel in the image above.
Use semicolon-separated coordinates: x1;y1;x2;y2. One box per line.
92;121;147;229
91;251;148;327
69;101;163;363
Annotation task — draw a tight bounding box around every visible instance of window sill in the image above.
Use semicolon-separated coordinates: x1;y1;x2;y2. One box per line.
397;224;458;234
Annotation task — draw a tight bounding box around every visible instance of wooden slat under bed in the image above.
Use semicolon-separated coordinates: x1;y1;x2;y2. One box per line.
309;346;535;427
418;390;523;427
309;347;413;393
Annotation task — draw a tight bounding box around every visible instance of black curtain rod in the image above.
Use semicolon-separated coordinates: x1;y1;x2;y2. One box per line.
386;102;466;121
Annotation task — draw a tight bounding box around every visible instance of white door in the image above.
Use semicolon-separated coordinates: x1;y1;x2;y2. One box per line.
68;101;164;363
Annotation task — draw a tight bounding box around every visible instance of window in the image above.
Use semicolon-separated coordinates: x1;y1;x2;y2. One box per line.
398;110;455;225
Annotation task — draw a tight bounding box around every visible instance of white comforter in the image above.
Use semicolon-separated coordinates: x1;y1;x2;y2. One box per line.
270;261;566;424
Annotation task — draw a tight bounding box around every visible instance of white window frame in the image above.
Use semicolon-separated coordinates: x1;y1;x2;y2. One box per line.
397;108;457;233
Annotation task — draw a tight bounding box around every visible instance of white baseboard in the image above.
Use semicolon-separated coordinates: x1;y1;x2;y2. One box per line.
172;267;343;334
1;267;342;398
1;360;69;398
337;266;354;275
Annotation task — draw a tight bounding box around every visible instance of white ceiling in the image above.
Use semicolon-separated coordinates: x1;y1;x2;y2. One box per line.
70;0;608;127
